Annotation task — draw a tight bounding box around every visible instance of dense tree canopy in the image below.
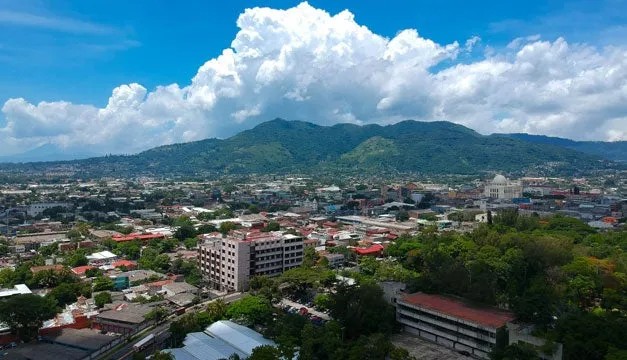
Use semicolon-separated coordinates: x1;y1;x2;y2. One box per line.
0;294;57;341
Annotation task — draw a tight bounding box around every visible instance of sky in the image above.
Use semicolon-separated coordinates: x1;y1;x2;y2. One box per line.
0;0;626;157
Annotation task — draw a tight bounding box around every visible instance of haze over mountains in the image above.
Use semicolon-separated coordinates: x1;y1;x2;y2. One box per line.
1;119;622;177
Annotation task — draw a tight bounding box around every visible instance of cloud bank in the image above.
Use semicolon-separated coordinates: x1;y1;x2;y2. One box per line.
1;2;626;156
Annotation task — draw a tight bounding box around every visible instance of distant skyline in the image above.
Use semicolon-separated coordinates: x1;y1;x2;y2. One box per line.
1;0;626;157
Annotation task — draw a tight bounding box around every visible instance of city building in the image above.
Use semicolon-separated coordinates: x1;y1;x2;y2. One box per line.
26;202;72;217
323;253;345;268
396;292;515;359
198;231;303;292
484;175;523;201
92;302;154;335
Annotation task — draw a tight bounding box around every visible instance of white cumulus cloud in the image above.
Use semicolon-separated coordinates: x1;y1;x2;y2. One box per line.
1;2;626;156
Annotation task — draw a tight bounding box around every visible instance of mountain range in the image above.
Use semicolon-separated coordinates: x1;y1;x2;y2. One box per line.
498;133;627;162
2;119;620;177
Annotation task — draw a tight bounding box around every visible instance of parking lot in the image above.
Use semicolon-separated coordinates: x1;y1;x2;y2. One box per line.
279;298;331;321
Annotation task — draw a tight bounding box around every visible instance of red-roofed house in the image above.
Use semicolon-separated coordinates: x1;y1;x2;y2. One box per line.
71;265;95;276
111;260;137;270
352;244;384;257
396;292;515;359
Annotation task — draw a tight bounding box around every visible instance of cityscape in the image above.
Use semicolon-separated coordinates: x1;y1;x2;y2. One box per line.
0;1;626;360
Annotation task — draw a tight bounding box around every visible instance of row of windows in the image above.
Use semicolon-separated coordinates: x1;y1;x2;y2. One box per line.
397;304;496;338
398;313;494;348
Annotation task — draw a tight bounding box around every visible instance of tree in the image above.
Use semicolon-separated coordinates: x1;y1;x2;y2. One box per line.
85;267;101;278
197;224;217;234
226;295;273;326
313;293;331;311
328;283;396;339
219;222;237;235
302;247;318;268
175;224;197;241
65;251;88;267
93;276;114;291
206;298;228;322
183;237;198;249
396;210;409;222
261;221;280;232
94;291;112;308
116;240;141;260
0;267;17;288
145;306;169;324
151;352;174;360
248;345;281;360
47;282;91;308
0;294;57;341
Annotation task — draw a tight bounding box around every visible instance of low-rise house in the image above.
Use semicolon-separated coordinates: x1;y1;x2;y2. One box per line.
323;253;344;268
92;302;154;335
30;264;65;275
86;250;118;265
162;282;198;297
71;265;95;277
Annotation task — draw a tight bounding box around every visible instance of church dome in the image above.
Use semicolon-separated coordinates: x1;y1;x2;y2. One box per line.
492;174;507;184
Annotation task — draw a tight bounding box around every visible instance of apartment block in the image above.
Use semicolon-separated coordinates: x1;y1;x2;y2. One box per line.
396;292;515;359
198;231;303;292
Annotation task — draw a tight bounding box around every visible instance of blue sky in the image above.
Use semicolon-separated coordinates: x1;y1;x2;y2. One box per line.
0;0;626;156
2;0;622;105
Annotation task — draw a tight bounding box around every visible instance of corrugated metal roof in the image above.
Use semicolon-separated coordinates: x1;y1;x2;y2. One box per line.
205;320;276;356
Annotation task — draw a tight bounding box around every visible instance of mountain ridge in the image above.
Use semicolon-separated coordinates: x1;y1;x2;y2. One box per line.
0;119;621;177
498;133;627;162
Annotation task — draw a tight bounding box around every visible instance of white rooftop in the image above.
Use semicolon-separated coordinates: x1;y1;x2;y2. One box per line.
86;250;117;260
0;284;32;298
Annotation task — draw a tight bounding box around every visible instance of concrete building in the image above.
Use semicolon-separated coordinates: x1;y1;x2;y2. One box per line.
396;292;515;359
198;231;303;292
323;253;345;268
484;175;522;201
27;202;71;217
92;302;154;335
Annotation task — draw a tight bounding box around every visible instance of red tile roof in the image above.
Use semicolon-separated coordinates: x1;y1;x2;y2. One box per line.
71;265;95;275
352;244;384;256
111;233;165;242
399;292;515;328
111;260;137;269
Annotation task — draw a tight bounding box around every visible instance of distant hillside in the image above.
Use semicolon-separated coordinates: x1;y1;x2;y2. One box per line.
0;144;100;163
500;133;627;162
0;119;618;177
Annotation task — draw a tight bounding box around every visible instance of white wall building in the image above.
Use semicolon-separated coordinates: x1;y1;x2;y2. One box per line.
484;175;522;201
27;202;71;217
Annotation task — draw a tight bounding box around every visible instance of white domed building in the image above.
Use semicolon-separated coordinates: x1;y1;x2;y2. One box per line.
484;174;522;200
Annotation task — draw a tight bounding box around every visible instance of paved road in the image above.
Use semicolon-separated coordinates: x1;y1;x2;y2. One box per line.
279;298;331;320
98;292;244;360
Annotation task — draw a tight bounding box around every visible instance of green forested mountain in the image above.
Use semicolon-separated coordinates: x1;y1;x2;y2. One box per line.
0;119;618;177
499;133;627;162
